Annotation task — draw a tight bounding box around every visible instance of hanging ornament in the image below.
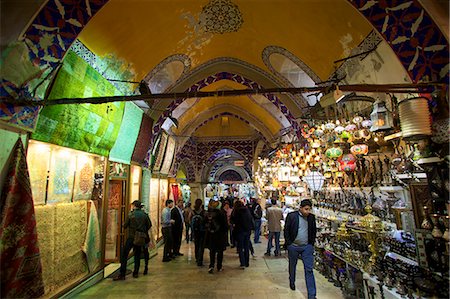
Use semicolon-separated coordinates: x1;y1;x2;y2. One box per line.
353;116;363;124
314;129;324;137
338;154;357;172
361;119;372;128
341;130;352;140
325;147;343;159
325;122;336;130
350;144;369;156
334;126;345;134
345;124;357;131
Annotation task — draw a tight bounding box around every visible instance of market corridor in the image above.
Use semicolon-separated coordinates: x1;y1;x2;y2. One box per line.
76;238;343;299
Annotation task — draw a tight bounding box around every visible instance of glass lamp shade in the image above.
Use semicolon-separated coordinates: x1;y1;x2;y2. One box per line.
338;154;357;172
350;144;368;156
325;147;343;159
370;101;393;132
303;171;325;192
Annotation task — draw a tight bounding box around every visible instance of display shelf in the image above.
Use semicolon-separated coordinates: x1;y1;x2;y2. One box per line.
385;252;418;266
324;249;362;272
396;173;427;179
379;186;405;192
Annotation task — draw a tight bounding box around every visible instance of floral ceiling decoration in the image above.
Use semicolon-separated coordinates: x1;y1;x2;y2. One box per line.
200;0;243;34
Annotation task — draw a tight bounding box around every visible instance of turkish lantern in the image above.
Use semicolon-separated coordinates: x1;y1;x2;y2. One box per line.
338;154;357;172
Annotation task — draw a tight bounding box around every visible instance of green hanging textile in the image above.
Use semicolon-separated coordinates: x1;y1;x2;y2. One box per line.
141;168;151;213
32;51;124;157
108;102;143;164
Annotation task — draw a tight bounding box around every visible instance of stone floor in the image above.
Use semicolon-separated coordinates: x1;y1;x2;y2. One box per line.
76;237;344;299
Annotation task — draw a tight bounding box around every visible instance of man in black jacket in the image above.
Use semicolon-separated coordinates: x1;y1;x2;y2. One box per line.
171;199;184;256
283;199;317;298
114;200;152;280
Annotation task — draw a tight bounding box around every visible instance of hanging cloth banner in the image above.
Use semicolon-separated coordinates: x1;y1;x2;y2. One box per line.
109;102;143;164
0;138;45;298
82;201;101;272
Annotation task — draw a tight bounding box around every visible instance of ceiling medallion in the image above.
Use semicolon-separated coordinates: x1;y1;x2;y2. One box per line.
200;0;243;34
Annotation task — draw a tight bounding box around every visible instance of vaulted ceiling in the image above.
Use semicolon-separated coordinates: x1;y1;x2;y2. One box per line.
1;0;449;180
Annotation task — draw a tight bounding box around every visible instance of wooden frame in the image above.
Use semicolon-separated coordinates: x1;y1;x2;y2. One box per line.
409;182;433;228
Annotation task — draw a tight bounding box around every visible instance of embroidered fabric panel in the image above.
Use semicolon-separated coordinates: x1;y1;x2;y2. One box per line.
32;51;125;157
132;114;153;164
108;102;143;164
160;136;176;175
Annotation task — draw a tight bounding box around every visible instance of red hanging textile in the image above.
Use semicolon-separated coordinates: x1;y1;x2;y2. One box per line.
0;138;45;298
171;184;180;202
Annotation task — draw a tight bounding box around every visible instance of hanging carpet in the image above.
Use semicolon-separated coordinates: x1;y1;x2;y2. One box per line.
0;138;45;298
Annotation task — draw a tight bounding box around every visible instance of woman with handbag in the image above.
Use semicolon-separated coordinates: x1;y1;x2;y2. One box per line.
114;200;152;281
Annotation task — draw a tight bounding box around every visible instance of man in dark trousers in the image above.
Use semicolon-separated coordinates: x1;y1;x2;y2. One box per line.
114;200;151;280
171;199;184;256
252;198;263;243
161;199;175;262
284;199;317;298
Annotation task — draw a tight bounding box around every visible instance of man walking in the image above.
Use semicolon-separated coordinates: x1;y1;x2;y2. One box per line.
183;202;194;243
284;199;317;299
161;199;175;262
264;198;283;256
252;198;263;243
114;200;151;280
171;199;184;256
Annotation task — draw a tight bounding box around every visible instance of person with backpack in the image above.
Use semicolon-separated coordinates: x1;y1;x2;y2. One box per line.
204;200;228;274
191;198;206;267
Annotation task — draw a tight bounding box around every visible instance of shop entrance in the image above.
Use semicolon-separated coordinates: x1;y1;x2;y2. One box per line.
105;179;127;262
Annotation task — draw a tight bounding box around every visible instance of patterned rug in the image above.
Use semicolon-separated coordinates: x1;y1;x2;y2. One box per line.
0;138;45;298
35;204;56;294
82;201;101;272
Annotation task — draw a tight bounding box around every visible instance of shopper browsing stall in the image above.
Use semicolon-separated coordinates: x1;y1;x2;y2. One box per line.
114;200;152;280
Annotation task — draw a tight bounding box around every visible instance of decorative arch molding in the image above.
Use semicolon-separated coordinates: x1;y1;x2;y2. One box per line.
177;103;275;148
147;71;301;165
262;46;321;84
214;165;250;182
142;54;192;93
178;158;196;182
262;45;321;107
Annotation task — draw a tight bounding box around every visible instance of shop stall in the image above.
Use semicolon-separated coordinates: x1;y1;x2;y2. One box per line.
27;140;104;296
255;95;449;298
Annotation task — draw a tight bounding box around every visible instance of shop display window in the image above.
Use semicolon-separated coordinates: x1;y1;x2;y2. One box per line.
27;140;105;297
130;165;142;204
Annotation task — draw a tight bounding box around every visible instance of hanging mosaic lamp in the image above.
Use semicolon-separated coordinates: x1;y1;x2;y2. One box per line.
334;126;345;134
361;119;372;128
341;130;352;140
338;154;357;172
350;144;369;156
345;124;357;131
325;147;343;159
325;122;336;130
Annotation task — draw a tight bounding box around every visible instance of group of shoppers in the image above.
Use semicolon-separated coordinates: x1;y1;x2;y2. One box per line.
114;196;317;299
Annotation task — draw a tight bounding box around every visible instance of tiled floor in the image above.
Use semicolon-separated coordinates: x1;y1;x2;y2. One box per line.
76;237;344;299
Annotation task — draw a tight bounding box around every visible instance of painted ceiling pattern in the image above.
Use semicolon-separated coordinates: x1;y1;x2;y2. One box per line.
200;0;244;34
1;0;448;184
350;0;449;83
